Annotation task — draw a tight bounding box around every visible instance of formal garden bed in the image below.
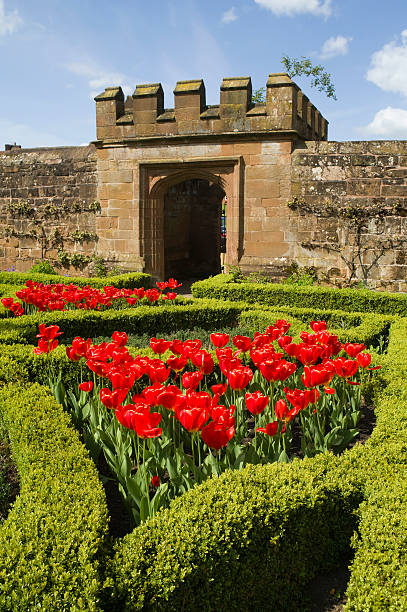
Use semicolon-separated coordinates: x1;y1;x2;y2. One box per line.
0;270;406;610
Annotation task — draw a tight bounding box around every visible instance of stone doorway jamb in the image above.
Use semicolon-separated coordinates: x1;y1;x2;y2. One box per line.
139;156;243;280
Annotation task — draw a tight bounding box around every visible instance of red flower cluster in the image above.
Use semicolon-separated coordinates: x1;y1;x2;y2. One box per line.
33;324;63;354
55;318;380;458
2;279;181;316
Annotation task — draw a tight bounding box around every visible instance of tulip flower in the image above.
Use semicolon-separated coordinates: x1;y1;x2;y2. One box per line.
191;350;214;375
343;343;366;358
227;366;253;390
112;331;128;347
245;391;269;415
232;335;252;353
151;475;161;487
150;337;172;355
210;333;230;348
256;421;278;436
79;381;93;392
181;371;203;390
201;419;235;450
310;320;327;332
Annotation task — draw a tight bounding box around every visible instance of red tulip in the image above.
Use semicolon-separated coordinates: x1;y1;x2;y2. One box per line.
79;381;93;392
112;331;128;347
132;409;162;438
191;350;214;375
157;385;183;411
142;383;165;406
150;337;171;355
356;352;371;368
245;391;269;415
211;383;227;396
181;371;203;390
334;358;359;380
296;344;324;366
100;387;128;409
210;333;230;348
343;343;366;358
36;323;63;341
310;320;327;332
151;475;161;487
175;403;210;433
166;355;188;372
232;335;252;353
201;420;235;450
256;421;278;436
227;366;253;390
167;278;182;288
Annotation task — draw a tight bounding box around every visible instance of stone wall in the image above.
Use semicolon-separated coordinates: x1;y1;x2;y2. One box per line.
289;141;407;291
0;145;98;273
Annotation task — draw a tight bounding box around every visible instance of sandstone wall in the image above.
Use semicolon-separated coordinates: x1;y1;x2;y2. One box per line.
0;145;98;272
289;141;407;291
95;139;293;279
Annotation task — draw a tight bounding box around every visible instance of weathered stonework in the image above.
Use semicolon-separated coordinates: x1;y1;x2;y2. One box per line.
0;72;406;290
0;146;98;273
290;141;407;291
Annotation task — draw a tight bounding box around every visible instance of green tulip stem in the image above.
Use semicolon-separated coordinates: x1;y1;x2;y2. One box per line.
143;439;152;517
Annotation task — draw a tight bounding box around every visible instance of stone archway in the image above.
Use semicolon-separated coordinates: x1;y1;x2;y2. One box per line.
163;178;225;279
139;158;243;280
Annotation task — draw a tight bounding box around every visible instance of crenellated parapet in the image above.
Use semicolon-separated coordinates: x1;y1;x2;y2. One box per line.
94;73;328;143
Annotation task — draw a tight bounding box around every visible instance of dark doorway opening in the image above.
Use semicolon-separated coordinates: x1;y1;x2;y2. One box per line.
164;178;225;279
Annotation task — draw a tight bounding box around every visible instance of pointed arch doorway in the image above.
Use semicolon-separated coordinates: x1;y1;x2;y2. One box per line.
139;157;243;280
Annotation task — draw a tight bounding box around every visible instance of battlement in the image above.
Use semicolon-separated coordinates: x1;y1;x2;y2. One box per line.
94;73;328;143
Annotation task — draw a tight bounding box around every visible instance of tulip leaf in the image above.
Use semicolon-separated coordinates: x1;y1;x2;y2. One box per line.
139;496;150;522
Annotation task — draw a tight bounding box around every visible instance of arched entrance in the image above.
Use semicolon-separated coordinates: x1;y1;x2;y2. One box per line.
163;178;225;279
140;158;243;280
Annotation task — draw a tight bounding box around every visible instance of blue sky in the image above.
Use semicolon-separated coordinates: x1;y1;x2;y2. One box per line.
1;0;407;148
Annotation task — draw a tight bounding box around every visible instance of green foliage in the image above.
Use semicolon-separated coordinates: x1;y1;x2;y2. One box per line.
284;263;316;286
281;55;337;100
191;274;407;316
0;299;244;345
252;87;266;104
0;279;405;609
106;455;360;611
29;260;58;275
0;270;150;289
0;383;109;610
69;230;98;243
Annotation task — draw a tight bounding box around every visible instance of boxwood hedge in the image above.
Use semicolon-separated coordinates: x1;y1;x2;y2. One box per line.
192;274;407;316
0;289;405;610
0;383;109;611
0;270;151;290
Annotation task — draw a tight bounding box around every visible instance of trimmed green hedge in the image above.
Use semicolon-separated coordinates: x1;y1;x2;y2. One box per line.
0;270;151;289
344;318;407;611
0;383;109;611
192;274;407;316
106;455;361;611
0;284;405;610
0;299;245;345
239;307;392;346
105;313;407;610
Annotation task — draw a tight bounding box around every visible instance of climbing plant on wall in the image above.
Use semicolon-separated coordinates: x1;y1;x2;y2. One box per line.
287;197;407;287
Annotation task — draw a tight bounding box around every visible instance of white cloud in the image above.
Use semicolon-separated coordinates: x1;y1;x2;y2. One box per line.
66;61;135;98
362;106;407;138
366;30;407;97
320;35;352;59
254;0;332;17
222;7;238;23
0;0;22;35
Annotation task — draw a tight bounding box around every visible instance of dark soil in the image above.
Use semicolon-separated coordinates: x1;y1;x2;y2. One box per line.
0;439;20;522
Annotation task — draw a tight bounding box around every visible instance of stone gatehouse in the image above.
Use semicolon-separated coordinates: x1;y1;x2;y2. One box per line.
0;73;406;290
